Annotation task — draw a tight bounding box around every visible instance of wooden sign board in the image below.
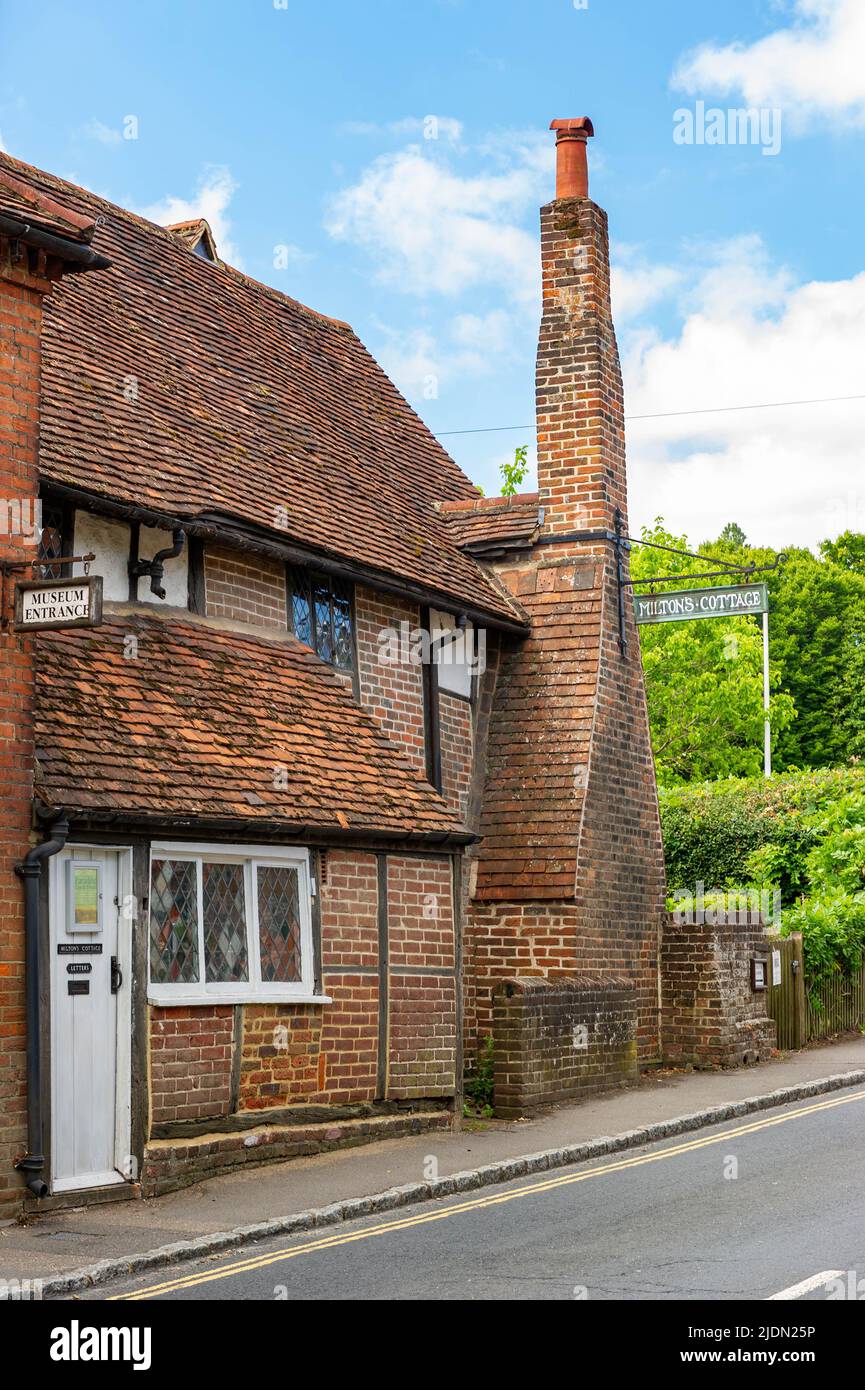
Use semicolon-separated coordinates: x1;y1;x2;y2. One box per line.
13;575;103;632
634;582;768;626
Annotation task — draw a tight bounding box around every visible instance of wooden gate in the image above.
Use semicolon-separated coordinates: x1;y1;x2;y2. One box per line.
766;932;806;1051
807;964;865;1040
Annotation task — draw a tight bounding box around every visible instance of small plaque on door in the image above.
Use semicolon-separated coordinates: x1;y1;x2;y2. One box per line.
57;943;103;955
67;980;90;996
66;963;92;975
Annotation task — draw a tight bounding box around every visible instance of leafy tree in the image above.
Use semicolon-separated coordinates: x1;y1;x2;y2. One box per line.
719;521;747;548
631;521;795;784
500;445;529;497
819;531;865;575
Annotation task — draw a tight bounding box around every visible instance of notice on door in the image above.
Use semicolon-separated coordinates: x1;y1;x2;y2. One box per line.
67;862;102;932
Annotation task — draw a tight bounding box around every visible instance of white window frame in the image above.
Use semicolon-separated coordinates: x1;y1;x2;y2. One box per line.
430;608;476;701
147;842;329;1006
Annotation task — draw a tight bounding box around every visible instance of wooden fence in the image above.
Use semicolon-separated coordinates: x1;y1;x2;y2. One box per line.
767;931;865;1047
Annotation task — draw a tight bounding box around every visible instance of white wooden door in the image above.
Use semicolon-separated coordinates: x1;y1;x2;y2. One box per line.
49;847;131;1192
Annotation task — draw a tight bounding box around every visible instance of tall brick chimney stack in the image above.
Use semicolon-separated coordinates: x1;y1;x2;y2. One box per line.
537;119;627;537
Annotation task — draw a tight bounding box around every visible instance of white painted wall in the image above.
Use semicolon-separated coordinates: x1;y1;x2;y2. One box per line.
71;512;189;608
73;513;131;602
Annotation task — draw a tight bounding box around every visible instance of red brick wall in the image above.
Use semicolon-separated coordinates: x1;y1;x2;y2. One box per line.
147;850;458;1125
438;691;472;821
387;856;456;1098
204;544;288;628
240;1004;323;1109
0;245;55;1215
536;198;627;537
319;849;379;1104
355;586;427;770
493;975;638;1117
463;184;667;1067
662;916;776;1069
149;1005;234;1124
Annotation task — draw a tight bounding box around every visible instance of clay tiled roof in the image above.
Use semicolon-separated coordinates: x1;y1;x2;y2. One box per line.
0;165;95;243
33;609;468;840
439;494;543;556
0;151;524;628
473;554;603;899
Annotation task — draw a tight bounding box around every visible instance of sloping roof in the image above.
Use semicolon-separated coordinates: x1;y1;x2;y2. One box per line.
0;164;95;243
33;608;468;840
439;494;543;556
0;151;523;627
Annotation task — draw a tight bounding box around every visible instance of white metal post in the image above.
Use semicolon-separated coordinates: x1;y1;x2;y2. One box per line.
762;609;772;778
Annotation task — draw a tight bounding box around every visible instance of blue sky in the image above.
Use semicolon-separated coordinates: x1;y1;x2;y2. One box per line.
1;0;864;549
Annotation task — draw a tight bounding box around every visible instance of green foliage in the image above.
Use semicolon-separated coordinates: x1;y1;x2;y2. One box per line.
463;1035;495;1116
660;769;865;999
719;521;747;548
782;892;865;1003
500;445;529;497
633;520;865;780
632;522;795;784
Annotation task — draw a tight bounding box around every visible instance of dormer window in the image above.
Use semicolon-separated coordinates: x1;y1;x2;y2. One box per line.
287;568;354;672
165;218;219;264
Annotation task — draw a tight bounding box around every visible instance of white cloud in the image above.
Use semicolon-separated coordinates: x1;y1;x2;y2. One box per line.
0;130;6;154
137;166;243;268
612;246;681;322
343;115;463;143
623;235;865;548
84;119;122;147
673;0;865;130
326;138;551;305
373;309;518;399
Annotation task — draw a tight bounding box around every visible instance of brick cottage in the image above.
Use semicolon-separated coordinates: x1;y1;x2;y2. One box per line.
0;122;772;1216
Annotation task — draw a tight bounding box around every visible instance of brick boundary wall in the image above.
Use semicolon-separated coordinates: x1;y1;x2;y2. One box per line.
661;914;777;1069
492;975;638;1118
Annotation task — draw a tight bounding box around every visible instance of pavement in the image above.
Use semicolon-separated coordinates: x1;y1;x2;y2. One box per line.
3;1034;865;1294
87;1084;865;1302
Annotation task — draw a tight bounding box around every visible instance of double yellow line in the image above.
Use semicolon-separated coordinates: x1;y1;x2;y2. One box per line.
111;1087;865;1300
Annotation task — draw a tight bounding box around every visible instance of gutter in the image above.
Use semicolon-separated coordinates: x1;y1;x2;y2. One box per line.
48;808;480;851
0;213;111;272
40;482;531;637
14;807;70;1199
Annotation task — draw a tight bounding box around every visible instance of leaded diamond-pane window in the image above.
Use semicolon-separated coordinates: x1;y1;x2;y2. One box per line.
202;862;249;983
150;859;200;985
149;847;313;1002
292;589;312;646
287;568;354;672
257;866;302;983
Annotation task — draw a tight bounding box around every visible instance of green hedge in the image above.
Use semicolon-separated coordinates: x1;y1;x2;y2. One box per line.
660;768;865;905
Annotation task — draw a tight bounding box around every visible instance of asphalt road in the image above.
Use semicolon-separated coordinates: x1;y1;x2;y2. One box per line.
73;1088;865;1302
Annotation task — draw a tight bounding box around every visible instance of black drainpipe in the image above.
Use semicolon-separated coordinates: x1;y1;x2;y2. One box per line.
14;809;70;1198
128;528;186;600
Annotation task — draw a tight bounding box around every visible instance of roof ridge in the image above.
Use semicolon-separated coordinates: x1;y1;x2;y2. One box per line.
0;148;352;333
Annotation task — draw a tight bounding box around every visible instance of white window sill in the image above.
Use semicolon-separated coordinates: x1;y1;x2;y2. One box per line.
147;992;332;1008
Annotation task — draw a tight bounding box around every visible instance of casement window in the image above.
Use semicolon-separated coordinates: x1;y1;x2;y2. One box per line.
147;843;323;1005
287;567;354;672
430;608;477;701
37;500;72;579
